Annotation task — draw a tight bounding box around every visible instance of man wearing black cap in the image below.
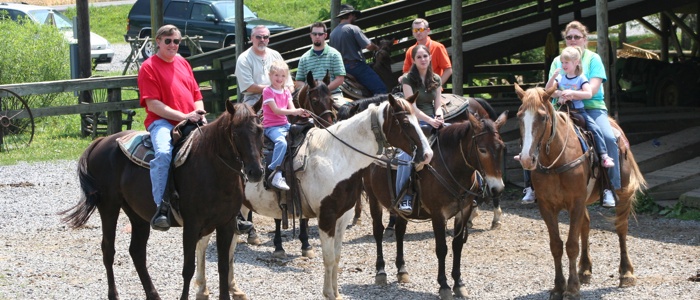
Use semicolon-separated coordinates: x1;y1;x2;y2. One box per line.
329;4;386;96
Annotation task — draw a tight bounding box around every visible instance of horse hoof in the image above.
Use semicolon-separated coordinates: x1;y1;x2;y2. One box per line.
619;274;637;287
384;227;394;239
453;285;468;298
352;217;362;226
302;248;316;259
195;290;210;300
563;291;580;300
375;273;388;285
232;288;248;300
579;270;592;284
247;236;262;246
466;221;474;229
397;272;410;283
273;250;286;259
549;291;564;300
490;221;501;230
438;288;454;300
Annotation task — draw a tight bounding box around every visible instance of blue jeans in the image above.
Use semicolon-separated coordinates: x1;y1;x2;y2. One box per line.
587;108;620;190
344;60;386;96
148;119;174;206
522;109;621;191
395;121;430;199
576;109;607;156
264;123;290;171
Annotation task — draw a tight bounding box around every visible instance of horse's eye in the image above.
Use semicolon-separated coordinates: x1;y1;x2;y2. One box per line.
478;148;488;154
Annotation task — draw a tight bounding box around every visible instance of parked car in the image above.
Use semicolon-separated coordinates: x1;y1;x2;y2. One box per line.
125;0;293;58
0;2;114;65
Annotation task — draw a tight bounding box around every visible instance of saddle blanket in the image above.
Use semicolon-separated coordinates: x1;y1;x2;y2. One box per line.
116;131;196;169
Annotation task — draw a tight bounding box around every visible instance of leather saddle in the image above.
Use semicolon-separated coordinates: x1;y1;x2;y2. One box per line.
340;73;371;100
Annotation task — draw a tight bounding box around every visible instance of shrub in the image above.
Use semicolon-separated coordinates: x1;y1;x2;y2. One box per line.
0;18;70;107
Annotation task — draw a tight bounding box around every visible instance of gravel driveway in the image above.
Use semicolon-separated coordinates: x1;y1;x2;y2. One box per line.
0;160;698;299
95;43;136;74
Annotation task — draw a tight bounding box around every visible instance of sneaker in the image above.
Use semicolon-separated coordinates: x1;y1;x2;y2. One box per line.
271;172;290;190
521;187;536;204
398;197;412;214
601;154;615;168
602;189;616;208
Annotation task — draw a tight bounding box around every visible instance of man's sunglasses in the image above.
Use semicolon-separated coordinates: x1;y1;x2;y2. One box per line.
254;35;270;40
311;32;325;36
163;38;181;45
412;28;428;33
565;35;583;41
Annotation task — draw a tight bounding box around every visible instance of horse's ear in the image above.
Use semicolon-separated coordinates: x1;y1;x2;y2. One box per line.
306;71;316;88
388;93;398;107
323;70;331;85
544;85;557;102
514;83;526;101
495;110;508;130
226;100;236;115
404;92;419;104
468;111;482;131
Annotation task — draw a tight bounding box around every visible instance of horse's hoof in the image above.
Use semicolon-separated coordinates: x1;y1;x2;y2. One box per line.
579;270;592;284
563;291;580;300
549;291;564;300
273;250;286;259
352;217;362;226
397;272;410;283
619;274;637;287
384;227;394;239
439;288;454;300
302;248;316;259
453;285;468;298
231;287;248;300
375;272;388;285
247;236;262;245
490;221;501;230
195;290;210;300
466;221;474;229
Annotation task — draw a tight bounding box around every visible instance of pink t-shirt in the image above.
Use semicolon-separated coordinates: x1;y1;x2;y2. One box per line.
138;55;202;129
262;86;291;128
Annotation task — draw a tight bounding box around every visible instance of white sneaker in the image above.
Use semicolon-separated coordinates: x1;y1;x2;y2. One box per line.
521;187;536;204
271;172;290;190
602;189;616;207
398;197;412;214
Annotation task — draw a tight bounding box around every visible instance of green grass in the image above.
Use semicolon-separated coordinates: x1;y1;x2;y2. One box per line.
62;5;132;44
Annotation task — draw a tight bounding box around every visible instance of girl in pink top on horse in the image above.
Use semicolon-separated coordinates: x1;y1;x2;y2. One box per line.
262;60;308;190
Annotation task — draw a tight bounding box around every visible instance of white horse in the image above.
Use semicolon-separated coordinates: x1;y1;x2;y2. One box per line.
194;94;433;299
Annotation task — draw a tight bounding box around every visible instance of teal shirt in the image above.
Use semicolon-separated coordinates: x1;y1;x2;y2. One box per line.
549;49;607;110
296;44;346;94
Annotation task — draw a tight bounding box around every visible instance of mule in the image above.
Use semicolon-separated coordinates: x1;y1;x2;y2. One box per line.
514;84;645;300
195;94;433;299
60;101;265;300
363;111;507;300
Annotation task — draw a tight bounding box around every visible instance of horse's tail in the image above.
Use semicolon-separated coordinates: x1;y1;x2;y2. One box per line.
616;139;647;229
59;137;105;228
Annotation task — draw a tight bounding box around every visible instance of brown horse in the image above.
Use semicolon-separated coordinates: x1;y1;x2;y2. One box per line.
363;111;508;300
372;37;398;92
60;101;265;300
514;84;645;300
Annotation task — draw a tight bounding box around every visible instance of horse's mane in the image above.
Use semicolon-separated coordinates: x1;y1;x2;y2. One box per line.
201;103;256;152
336;94;389;120
437;114;495;149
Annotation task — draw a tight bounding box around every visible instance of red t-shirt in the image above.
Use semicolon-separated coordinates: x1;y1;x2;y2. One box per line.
402;37;452;77
138;55;202;129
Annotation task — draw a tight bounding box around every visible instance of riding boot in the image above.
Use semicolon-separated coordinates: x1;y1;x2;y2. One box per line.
151;201;170;231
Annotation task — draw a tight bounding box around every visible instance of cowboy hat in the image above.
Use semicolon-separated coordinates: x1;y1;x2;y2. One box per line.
336;4;361;19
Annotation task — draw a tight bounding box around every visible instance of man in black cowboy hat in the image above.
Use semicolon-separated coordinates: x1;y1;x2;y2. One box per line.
329;4;386;96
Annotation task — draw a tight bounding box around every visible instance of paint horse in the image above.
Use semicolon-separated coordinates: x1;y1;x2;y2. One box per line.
364;111;508;300
196;94;433;299
515;84;645;300
61;101;265;300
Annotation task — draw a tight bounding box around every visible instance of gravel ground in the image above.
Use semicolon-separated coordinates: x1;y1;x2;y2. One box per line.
0;160;698;299
94;43;137;74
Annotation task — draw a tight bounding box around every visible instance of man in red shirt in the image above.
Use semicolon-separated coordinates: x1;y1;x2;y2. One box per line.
402;18;453;87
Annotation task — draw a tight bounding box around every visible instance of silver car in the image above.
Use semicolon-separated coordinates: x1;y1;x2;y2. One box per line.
0;2;114;64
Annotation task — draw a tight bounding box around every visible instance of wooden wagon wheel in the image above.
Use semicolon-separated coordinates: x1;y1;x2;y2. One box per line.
0;88;35;151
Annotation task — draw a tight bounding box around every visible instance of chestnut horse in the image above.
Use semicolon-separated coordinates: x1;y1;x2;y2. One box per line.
514;84;645;300
363;111;508;300
60;101;265;300
195;94;433;299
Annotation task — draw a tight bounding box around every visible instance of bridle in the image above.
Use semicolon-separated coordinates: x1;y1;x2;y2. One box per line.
299;83;336;127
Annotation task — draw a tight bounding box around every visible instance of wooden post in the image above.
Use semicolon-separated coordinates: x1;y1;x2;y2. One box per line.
573;0;581;21
596;0;611;110
151;0;163;37
661;12;670;62
235;0;245;102
107;88;122;134
331;0;340;31
619;22;627;48
75;0;91;106
451;0;463;95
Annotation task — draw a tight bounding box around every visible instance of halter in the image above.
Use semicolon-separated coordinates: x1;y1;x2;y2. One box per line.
298;83;336;127
211;117;249;181
533;101;588;173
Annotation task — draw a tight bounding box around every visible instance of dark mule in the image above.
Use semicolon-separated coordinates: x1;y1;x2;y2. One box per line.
515;84;645;300
372;37;398;92
195;94;433;299
238;70;337;247
364;111;508;300
60;101;265;300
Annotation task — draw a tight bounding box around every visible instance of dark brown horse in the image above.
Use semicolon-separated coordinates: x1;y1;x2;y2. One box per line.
372;37;398;92
60;101;265;300
514;84;645;300
363;111;508;300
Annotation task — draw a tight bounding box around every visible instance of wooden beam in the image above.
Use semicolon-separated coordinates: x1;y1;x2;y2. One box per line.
663;11;700;46
596;0;611;109
452;0;463;95
636;17;663;36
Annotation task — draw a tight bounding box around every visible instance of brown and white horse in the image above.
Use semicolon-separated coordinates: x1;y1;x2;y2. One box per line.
195;94;433;299
515;84;645;300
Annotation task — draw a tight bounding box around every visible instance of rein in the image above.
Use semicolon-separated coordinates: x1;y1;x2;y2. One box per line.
535;103;581;173
200;119;247;181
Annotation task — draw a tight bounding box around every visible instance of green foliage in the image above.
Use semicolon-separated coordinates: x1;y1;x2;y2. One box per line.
634;192;700;221
62;5;131;44
634;192;661;214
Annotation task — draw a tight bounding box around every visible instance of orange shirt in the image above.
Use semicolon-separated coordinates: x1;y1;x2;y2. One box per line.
402;37;452;77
